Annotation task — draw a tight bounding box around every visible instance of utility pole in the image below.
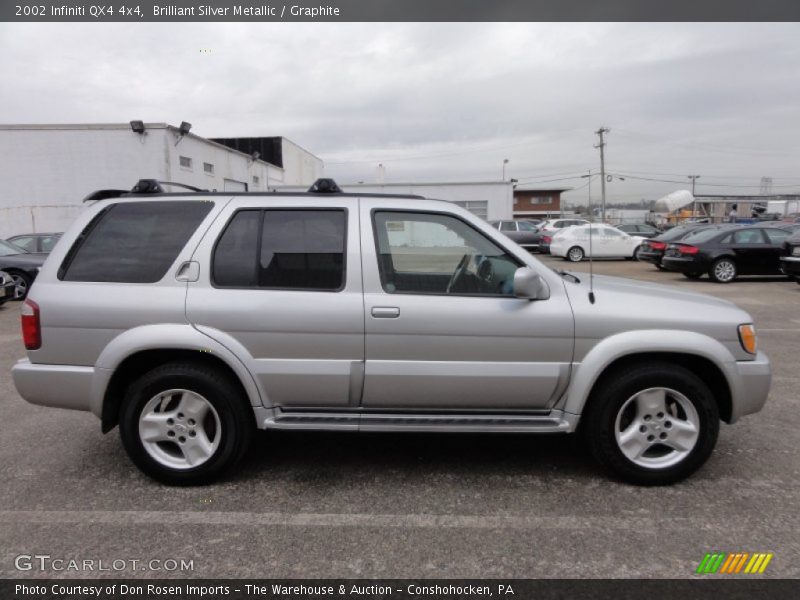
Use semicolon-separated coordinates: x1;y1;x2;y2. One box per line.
502;158;509;181
594;128;609;222
688;175;700;219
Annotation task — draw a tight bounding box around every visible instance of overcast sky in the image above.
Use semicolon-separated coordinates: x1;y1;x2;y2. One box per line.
1;22;798;204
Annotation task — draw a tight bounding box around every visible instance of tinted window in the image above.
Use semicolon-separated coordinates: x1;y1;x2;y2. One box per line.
259;210;346;290
683;228;726;244
500;221;516;232
732;229;765;244
763;228;790;244
0;239;27;256
41;235;60;253
60;201;213;283
213;209;346;291
9;237;36;252
212;210;261;287
658;226;695;241
373;211;520;296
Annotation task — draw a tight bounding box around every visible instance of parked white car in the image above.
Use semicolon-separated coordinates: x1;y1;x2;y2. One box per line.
550;224;645;262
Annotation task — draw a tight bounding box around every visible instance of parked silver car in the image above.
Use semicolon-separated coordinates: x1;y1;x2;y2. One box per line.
13;180;771;486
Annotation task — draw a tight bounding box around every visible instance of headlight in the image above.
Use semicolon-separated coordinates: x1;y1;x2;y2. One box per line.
792;247;800;257
738;324;757;355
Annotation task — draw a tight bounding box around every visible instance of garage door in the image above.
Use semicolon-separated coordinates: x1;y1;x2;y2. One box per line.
450;200;488;220
223;178;248;192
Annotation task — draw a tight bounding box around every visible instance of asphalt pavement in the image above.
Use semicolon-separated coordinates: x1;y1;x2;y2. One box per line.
1;256;798;579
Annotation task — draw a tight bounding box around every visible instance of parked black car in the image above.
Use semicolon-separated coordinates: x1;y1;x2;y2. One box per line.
489;219;542;250
662;225;794;283
780;229;800;284
0;239;47;300
6;232;62;254
637;224;735;269
616;223;661;238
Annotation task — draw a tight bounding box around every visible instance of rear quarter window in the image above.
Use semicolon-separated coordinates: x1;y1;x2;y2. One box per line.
59;201;213;283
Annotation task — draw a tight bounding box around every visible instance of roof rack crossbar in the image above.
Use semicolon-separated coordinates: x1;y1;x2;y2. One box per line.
131;179;208;194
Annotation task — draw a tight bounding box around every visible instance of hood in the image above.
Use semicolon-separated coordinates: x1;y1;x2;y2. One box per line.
560;271;752;360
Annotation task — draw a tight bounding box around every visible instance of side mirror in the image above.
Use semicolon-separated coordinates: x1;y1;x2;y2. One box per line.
513;267;550;300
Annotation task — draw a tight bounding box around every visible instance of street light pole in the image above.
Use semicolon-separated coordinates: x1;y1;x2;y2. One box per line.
594;128;609;222
502;158;509;181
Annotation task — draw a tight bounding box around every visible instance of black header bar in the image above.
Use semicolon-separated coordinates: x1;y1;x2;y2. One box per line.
3;0;800;22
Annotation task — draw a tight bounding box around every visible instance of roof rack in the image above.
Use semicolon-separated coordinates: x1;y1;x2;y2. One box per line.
81;178;427;201
131;179;207;194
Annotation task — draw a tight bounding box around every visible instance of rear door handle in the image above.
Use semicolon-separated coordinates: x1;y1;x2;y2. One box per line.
371;306;400;318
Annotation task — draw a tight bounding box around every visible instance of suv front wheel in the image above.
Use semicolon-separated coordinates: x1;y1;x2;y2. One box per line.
583;363;719;485
119;362;253;485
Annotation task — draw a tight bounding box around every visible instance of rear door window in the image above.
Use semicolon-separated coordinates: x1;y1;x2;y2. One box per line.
213;209;347;291
59;201;213;283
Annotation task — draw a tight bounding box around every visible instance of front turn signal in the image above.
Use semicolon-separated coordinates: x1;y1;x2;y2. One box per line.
738;324;757;355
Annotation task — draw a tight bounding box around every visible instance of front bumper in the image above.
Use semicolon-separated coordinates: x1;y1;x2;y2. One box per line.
0;281;15;301
779;256;800;277
728;351;771;422
12;359;97;415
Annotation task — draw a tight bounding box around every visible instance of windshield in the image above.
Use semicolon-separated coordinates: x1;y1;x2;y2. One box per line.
658;226;696;241
0;239;27;256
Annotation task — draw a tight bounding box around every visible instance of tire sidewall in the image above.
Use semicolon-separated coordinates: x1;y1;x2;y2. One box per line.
119;364;251;485
585;365;719;485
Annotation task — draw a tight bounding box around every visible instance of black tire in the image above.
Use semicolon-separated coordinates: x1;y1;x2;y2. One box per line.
683;272;703;280
582;362;719;486
567;246;584;262
633;246;642;261
709;257;737;283
655;264;666;271
8;270;31;301
119;362;253;485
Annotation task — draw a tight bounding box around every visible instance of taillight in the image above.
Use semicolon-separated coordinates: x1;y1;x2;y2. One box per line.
650;241;666;251
542;236;552;243
678;245;700;255
21;298;41;350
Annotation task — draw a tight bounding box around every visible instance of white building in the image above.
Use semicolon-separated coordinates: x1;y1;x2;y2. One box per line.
0;123;323;238
277;181;514;222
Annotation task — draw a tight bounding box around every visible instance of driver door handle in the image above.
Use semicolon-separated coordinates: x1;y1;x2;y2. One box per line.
371;306;400;318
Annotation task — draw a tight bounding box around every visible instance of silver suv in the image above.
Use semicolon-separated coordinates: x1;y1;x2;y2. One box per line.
12;180;771;485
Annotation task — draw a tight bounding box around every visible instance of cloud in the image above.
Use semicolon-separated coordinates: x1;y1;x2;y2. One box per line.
1;22;798;202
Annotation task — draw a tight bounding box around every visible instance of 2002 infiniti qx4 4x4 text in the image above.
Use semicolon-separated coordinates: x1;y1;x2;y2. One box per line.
12;179;771;485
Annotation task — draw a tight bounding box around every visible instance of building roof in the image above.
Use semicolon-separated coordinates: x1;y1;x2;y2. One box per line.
513;185;572;192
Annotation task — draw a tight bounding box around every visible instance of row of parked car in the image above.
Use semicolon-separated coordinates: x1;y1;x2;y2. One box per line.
491;218;800;284
0;233;61;304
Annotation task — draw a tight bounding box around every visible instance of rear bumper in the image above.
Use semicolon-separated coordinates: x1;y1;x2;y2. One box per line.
779;256;800;277
12;359;97;416
728;351;771;423
637;250;663;265
662;256;704;273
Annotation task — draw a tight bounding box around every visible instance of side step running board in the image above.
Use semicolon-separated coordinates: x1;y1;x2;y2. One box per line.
262;411;577;433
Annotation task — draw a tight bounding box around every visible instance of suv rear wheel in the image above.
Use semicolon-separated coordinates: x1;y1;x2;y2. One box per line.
119;362;253;485
583;363;719;485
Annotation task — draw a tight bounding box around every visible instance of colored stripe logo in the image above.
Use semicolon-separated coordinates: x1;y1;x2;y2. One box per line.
696;552;773;574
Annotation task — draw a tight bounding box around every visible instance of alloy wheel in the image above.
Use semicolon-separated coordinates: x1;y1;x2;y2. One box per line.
613;387;700;469
138;389;221;470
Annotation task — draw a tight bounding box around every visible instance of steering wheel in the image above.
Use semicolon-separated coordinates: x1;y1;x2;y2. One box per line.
446;253;471;294
476;255;494;283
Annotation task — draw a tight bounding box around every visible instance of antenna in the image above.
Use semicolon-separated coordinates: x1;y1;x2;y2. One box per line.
588;217;595;304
